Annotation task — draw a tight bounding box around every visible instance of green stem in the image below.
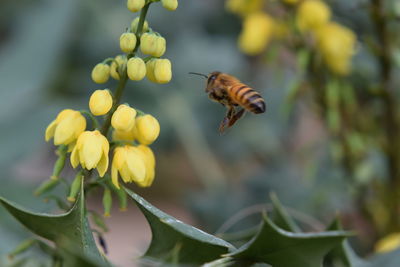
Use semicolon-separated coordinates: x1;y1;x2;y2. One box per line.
80;110;100;130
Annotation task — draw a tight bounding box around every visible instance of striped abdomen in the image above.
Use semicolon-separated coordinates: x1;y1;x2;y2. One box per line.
228;83;266;114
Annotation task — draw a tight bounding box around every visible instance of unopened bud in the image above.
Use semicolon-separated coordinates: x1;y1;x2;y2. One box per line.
89;89;113;116
127;0;145;12
131;17;149;33
127;57;146;81
120;33;137;53
110;55;127;80
111;104;137;131
133;114;160;145
161;0;178;11
91;63;110;84
140;33;166;57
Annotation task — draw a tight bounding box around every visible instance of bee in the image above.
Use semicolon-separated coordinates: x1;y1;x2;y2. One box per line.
190;71;266;133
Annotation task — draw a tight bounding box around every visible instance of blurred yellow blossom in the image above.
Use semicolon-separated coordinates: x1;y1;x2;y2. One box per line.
112;104;137;131
133;114;160;145
70;130;109;177
375;233;400;253
89;89;113;116
296;0;331;32
111;145;147;189
91;63;110;84
238;12;275;55
226;0;263;17
45;109;86;146
316;22;356;75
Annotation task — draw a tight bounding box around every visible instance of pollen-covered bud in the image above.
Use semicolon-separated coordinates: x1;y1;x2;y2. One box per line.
111;104;137;131
131;17;149;33
89;89;113;116
127;57;146;81
127;0;145;12
133;114;160;145
140;33;166;57
91;63;110;84
110;55;127;80
120;33;137;53
296;0;331;32
161;0;178;11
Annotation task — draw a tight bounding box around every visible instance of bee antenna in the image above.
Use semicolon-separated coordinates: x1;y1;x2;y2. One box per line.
188;72;208;79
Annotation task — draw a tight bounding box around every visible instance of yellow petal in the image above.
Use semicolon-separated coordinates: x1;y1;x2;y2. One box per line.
70;146;80;168
97;149;109;177
81;135;103;169
126;147;146;184
120;163;132;183
45;120;57;141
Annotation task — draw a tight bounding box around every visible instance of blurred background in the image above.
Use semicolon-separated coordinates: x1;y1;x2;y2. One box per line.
1;0;400;266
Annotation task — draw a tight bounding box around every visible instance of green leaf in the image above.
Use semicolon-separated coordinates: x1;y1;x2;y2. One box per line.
125;188;234;264
0;180;107;266
269;192;301;233
229;214;351;267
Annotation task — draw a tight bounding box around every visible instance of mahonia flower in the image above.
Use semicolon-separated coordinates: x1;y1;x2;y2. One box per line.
225;0;263;17
111;104;137;131
112;145;147;189
45;109;86;146
112;129;135;142
120;32;137;53
296;0;331;32
127;0;145;12
89;89;113;116
137;145;156;187
238;12;275;55
140;33;166;58
70;130;109;177
133;114;160;145
131;17;149;33
316;22;356;75
110;55;127;80
127;57;146;81
146;59;172;84
161;0;178;11
91;63;110;84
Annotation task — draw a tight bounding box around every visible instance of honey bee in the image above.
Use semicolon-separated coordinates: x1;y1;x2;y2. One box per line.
190;71;266;133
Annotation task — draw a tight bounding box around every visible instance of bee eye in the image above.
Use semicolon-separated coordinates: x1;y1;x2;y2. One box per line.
208;75;216;84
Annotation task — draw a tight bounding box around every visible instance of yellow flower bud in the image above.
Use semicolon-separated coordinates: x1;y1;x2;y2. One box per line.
131;17;149;33
225;0;263;17
316;22;356;75
89;89;113;116
238;12;274;55
110;55;127;80
70;130;109;177
296;0;331;32
375;233;400;253
154;59;172;83
137;145;156;187
111;145;147;189
111;104;137;131
133;114;160;145
127;57;146;81
91;63;110;84
161;0;178;11
145;59;157;83
119;33;137;53
112;129;135;142
127;0;145;12
45;109;86;146
140;33;166;57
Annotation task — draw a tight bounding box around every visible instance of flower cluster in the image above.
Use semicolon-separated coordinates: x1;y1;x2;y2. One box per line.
226;0;356;75
42;0;177;215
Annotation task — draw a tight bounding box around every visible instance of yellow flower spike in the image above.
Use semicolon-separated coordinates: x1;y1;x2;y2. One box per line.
238;12;275;56
89;89;113;116
127;57;146;81
111;104;137;131
375;233;400;253
111;146;147;189
161;0;178;11
226;0;263;17
45;109;86;146
110;55;127;80
316;22;356;75
296;0;331;32
127;0;145;12
70;130;109;177
137;145;156;187
91;63;110;84
133;114;160;145
131;17;149;33
154;58;172;84
112;129;135;142
120;33;137;53
140;33;166;57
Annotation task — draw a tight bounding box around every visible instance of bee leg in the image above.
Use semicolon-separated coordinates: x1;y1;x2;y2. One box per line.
219;107;235;133
228;108;245;127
